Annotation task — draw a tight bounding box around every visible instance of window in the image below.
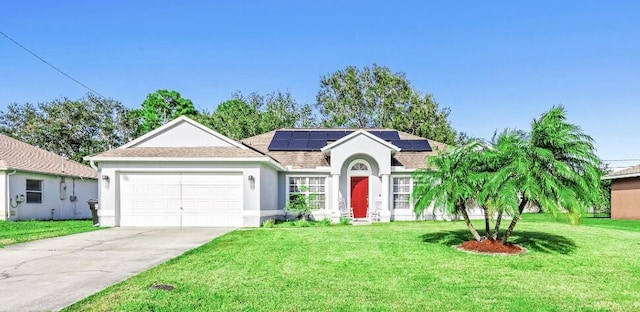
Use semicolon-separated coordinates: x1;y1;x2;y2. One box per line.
288;177;326;209
26;179;43;204
350;163;368;171
393;177;411;209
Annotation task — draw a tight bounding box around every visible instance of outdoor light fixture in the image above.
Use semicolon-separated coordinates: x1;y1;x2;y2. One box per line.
248;175;255;189
101;175;110;181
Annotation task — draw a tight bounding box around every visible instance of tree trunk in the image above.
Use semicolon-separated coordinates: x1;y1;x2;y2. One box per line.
492;212;503;240
459;206;482;241
483;206;491;239
501;198;529;244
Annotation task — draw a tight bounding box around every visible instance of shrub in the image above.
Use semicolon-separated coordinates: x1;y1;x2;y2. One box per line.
319;217;332;226
262;218;276;228
339;217;352;225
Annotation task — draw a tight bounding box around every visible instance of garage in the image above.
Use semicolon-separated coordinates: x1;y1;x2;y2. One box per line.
118;172;243;227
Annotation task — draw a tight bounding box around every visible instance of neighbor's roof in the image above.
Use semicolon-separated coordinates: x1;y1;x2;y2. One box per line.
0;133;98;179
90;147;264;158
603;164;640;180
241;129;446;169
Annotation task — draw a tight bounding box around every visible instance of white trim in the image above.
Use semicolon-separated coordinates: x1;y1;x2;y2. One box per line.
603;173;640;180
118;116;247;150
87;156;285;171
285;167;331;172
321;130;400;155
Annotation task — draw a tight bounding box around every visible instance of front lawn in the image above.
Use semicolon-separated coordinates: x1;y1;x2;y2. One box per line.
65;216;640;311
0;219;101;248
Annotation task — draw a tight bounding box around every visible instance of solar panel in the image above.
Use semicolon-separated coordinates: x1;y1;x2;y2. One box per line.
288;139;308;149
291;131;310;139
390;140;432;151
410;140;432;151
309;131;327;139
326;130;352;140
268;139;290;150
307;139;327;149
368;130;400;141
272;130;293;140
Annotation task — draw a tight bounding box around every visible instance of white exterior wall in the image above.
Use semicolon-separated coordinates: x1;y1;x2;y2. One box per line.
0;170;7;220
96;161;265;227
133;122;235;148
259;165;279;224
5;172;97;220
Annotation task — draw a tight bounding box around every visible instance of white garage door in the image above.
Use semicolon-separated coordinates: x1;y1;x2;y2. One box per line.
119;172;243;227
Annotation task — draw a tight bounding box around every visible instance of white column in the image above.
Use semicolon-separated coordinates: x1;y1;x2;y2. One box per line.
331;173;341;222
380;174;391;222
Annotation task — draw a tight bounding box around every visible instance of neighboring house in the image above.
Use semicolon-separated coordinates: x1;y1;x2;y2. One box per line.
0;134;98;221
87;116;482;227
603;165;640;220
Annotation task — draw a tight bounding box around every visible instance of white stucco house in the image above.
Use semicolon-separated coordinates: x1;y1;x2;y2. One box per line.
87;116;480;227
1;134;98;220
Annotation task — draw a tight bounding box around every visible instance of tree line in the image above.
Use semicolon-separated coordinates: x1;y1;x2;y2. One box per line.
0;64;460;163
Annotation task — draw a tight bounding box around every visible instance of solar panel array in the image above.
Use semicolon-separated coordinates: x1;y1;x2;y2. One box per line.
267;130;432;152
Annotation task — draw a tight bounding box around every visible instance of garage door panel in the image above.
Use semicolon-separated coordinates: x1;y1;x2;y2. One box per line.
119;172;243;227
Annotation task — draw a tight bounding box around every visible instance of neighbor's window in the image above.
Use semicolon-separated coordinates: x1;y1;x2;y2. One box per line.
289;177;326;209
26;179;43;204
393;177;411;209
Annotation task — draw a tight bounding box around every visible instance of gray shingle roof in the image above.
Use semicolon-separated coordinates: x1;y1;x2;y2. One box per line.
241;129;445;169
603;164;640;180
0;134;97;179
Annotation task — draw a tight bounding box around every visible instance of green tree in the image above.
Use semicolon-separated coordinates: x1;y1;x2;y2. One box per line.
203;91;315;140
489;106;603;243
412;142;485;241
140;89;197;134
413;106;603;245
316;64;456;144
0;94;139;162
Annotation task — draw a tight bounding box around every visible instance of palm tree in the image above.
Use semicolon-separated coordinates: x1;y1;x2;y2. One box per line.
487;106;602;243
413;141;485;241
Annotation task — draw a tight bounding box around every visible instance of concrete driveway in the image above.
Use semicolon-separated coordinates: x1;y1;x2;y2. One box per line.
0;227;233;311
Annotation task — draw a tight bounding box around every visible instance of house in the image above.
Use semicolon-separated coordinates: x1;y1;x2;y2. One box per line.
87;116;481;227
603;165;640;219
0;134;98;220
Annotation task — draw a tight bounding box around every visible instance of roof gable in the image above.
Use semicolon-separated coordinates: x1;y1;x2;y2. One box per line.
321;130;400;155
0;134;97;179
120;116;246;149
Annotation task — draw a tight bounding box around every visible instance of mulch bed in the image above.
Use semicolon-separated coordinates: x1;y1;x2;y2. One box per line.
457;239;527;255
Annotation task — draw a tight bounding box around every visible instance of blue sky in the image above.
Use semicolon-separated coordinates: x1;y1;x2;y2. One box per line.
1;1;638;168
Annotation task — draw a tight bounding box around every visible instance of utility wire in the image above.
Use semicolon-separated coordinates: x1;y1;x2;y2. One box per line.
0;30;106;98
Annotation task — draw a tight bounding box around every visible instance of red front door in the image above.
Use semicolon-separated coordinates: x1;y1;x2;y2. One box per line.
351;177;369;218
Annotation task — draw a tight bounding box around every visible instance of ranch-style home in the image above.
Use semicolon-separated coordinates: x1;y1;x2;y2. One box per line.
603;164;640;220
1;134;98;221
87;116;480;227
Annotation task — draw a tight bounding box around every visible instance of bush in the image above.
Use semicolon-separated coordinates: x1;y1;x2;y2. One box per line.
262;218;276;228
339;217;352;225
319;217;332;226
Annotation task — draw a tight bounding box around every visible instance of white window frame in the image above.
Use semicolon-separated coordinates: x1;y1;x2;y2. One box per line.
26;179;43;204
392;176;412;210
286;175;328;210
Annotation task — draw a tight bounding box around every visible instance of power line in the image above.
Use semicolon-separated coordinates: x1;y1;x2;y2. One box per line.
0;30;106;98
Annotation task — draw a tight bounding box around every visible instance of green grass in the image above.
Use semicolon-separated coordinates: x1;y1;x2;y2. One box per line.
65;215;640;311
0;219;101;248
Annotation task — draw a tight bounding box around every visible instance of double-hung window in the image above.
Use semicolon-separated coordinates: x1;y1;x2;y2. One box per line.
393;177;411;209
26;179;43;204
288;177;326;209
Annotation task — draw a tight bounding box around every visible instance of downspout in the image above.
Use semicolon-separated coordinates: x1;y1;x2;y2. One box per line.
6;170;16;220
